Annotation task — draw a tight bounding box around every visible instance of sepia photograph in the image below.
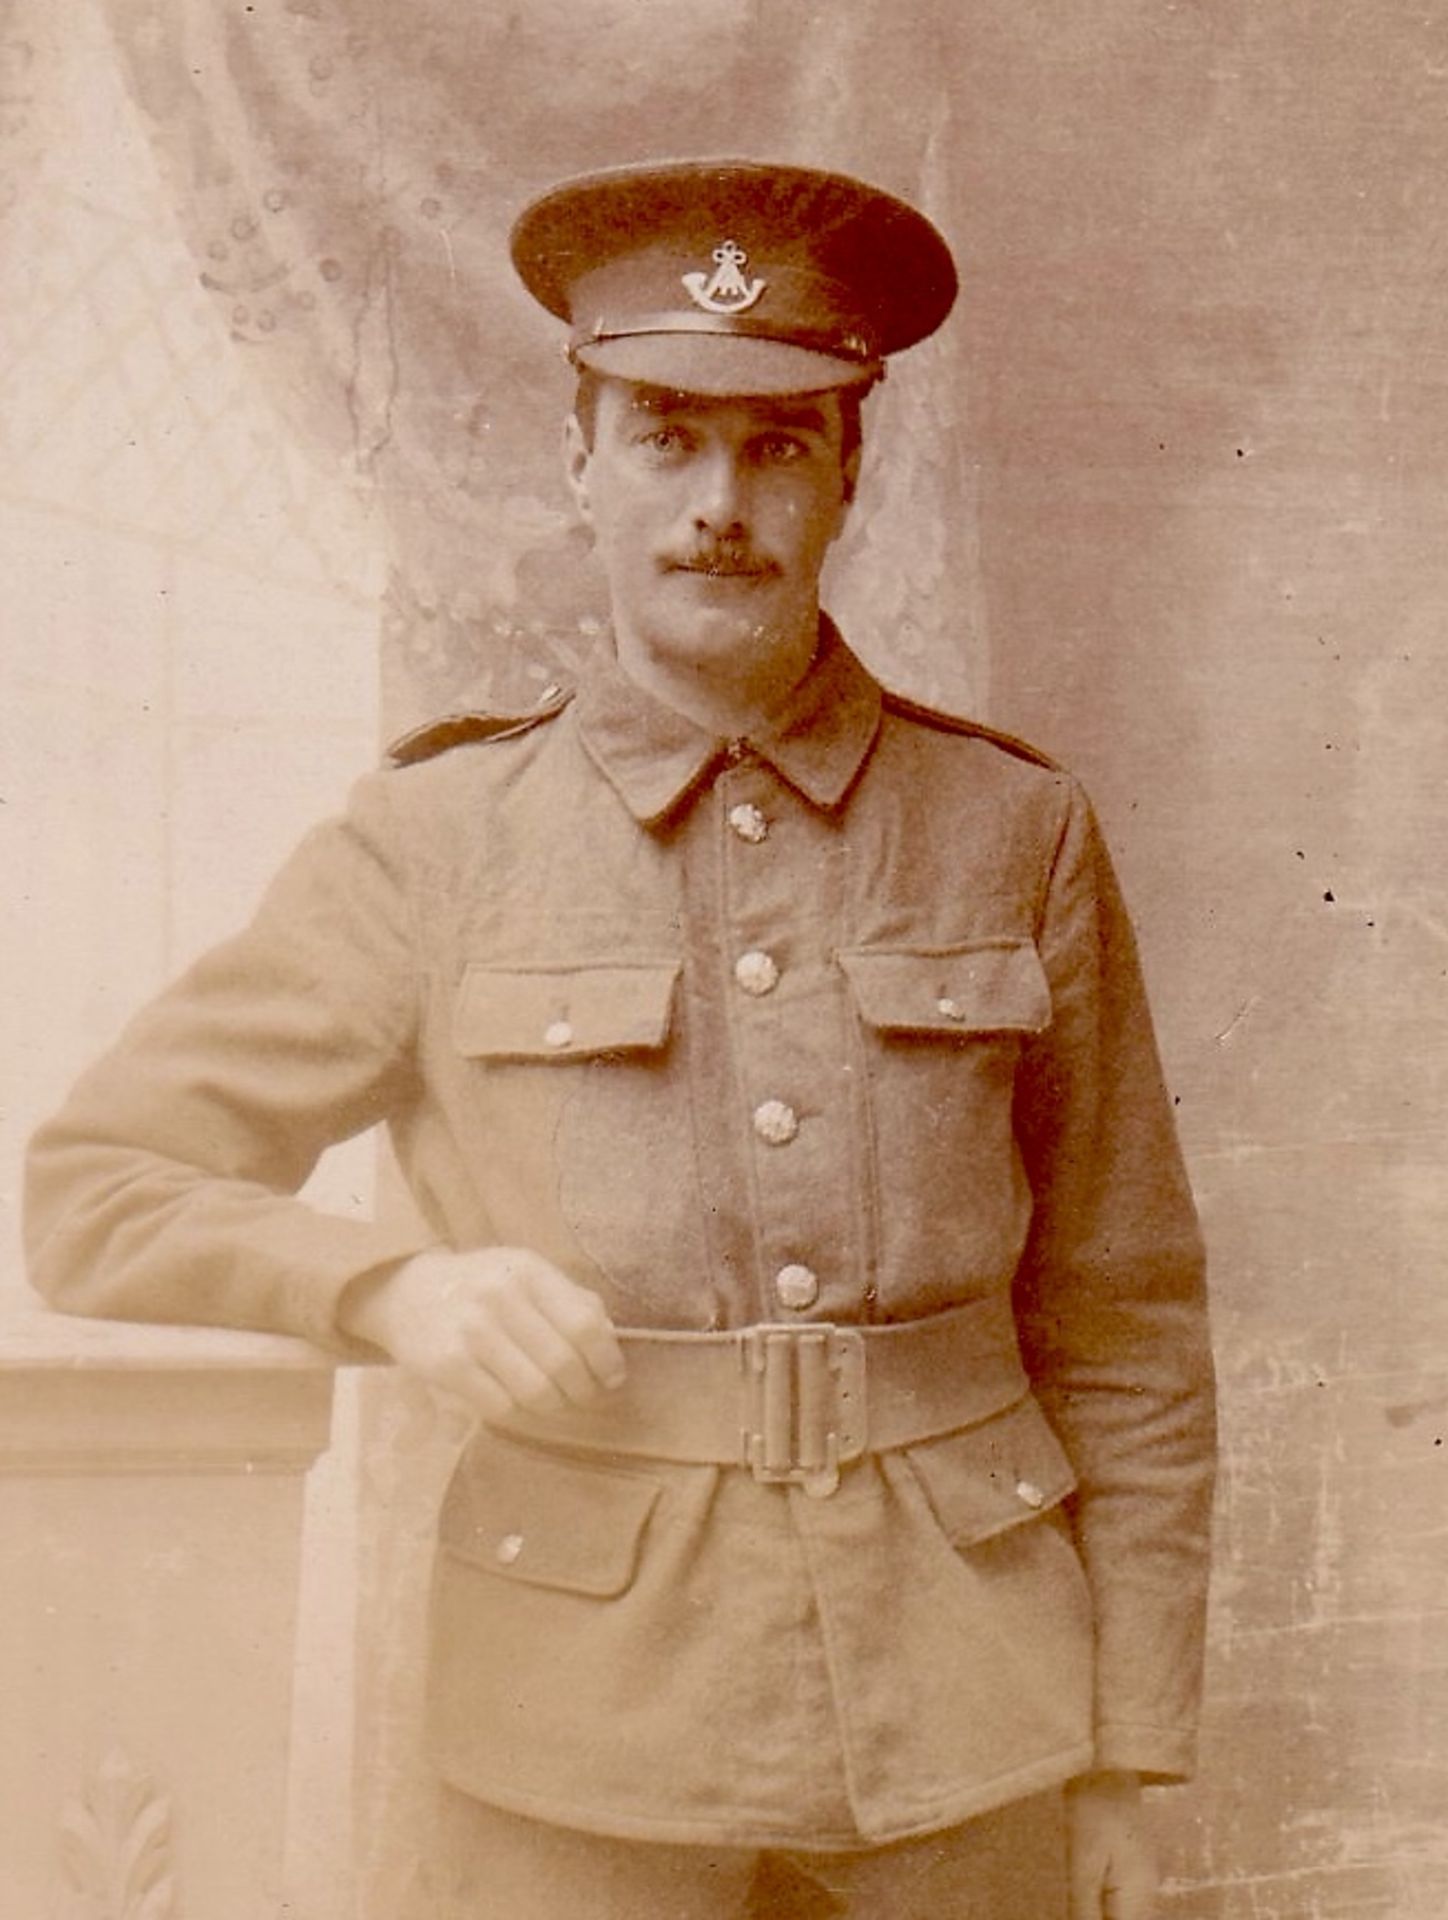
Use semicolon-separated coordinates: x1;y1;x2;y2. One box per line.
1;4;1444;1915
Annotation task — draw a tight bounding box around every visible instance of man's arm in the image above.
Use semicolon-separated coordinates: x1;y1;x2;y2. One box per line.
25;766;628;1415
1012;784;1216;1837
24;773;436;1350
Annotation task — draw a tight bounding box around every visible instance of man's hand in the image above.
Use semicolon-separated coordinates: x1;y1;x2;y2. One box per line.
339;1248;626;1420
1065;1770;1158;1920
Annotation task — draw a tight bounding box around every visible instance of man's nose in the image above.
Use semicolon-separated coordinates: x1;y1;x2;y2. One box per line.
690;445;747;534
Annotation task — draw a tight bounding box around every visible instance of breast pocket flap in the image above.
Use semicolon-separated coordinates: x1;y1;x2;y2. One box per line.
453;961;681;1060
905;1397;1077;1548
839;941;1050;1037
440;1437;662;1598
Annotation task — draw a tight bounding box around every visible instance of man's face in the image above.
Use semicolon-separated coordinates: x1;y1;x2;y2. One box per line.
565;379;858;683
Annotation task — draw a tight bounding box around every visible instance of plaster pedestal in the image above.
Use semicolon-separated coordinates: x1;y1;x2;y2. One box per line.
0;1310;336;1919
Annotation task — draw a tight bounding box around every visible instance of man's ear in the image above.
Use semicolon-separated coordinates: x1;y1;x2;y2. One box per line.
563;412;593;525
840;441;863;511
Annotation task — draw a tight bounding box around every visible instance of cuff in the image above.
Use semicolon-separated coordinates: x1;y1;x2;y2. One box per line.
277;1212;441;1359
1092;1720;1198;1785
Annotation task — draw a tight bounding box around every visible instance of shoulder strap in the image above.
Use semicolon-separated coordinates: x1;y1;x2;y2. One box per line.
881;689;1062;772
387;688;574;768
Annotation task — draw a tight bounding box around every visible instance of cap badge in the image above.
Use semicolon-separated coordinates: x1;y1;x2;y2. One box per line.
681;239;766;315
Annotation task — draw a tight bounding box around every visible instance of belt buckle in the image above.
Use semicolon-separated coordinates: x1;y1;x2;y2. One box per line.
738;1324;867;1498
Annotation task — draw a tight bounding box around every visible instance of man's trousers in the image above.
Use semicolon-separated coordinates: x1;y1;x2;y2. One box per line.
401;1785;1069;1918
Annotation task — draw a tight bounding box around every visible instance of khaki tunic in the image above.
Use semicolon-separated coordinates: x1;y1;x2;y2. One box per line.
25;624;1215;1849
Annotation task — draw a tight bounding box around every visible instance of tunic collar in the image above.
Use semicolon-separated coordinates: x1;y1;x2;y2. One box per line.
574;616;884;826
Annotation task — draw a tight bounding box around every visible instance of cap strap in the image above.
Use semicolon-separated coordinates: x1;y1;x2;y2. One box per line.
570;308;881;366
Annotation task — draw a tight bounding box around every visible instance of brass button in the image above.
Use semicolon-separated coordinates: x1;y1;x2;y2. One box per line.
734;950;780;996
1015;1479;1047;1510
752;1100;799;1146
728;802;769;843
774;1264;820;1311
543;1020;574;1049
496;1532;525;1565
936;997;966;1021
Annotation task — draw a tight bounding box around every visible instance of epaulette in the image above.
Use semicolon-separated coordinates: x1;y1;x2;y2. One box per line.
387;687;574;768
881;689;1064;772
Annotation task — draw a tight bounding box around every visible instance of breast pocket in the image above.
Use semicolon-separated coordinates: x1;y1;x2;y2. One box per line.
836;940;1053;1309
447;958;704;1320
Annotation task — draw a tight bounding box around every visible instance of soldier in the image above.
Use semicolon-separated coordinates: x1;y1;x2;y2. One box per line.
26;160;1215;1918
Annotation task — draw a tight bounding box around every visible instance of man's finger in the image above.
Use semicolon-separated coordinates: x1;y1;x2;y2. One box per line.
1101;1850;1159;1920
461;1315;570;1414
492;1290;608;1406
525;1265;627;1387
429;1357;518;1425
1068;1852;1104;1920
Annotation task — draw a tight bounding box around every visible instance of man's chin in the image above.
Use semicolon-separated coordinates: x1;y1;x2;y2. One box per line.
650;597;792;662
662;571;785;627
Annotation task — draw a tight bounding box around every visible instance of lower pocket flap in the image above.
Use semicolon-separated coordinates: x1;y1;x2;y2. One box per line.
440;1434;661;1597
905;1397;1077;1547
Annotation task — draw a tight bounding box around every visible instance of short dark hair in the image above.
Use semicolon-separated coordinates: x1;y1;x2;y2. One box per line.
571;368;869;500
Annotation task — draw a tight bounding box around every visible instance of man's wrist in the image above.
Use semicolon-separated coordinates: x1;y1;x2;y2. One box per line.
336;1255;423;1352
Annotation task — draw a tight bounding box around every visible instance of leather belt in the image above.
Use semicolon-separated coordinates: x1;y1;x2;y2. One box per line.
492;1294;1028;1498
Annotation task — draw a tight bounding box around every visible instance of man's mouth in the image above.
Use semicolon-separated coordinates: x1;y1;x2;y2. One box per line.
670;556;775;581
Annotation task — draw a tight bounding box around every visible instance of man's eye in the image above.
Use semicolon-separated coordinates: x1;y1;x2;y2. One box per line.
638;426;691;455
754;434;808;464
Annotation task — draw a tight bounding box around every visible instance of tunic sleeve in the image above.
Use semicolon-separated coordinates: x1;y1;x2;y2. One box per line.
1012;779;1217;1782
23;771;437;1353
